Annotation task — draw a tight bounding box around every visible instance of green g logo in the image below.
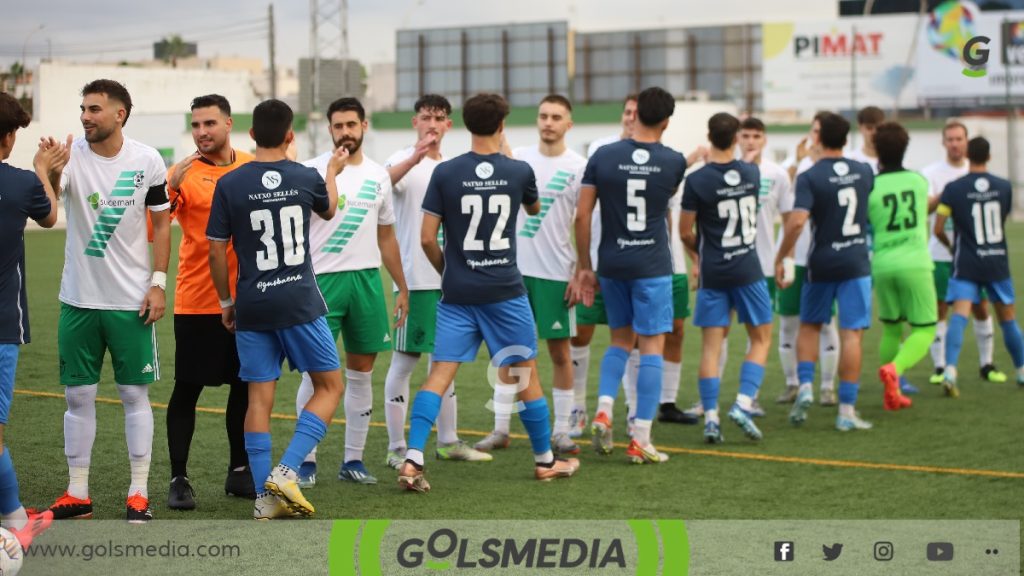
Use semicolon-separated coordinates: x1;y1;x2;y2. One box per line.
963;35;991;77
88;193;100;210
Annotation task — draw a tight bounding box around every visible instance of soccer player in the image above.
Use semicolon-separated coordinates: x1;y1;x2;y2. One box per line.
867;122;932;410
848;106;884;173
207;98;345;519
679;113;773;444
397;93;579;492
293;97;409;487
776;112;874;432
922;122;1006;385
0;92;63;548
934;137;1024;394
572;86;685;463
44;80;170;522
382;94;490;467
165;95;255;510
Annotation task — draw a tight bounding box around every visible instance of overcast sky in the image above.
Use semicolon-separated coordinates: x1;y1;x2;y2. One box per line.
1;0;835;70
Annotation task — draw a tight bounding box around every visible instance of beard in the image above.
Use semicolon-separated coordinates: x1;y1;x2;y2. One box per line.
84;123;115;144
335;134;363;154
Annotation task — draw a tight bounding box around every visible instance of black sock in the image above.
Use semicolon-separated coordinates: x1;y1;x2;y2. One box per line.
167;381;204;478
226;383;249;469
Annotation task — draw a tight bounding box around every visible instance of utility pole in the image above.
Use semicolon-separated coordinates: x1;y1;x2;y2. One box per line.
268;4;277;99
308;0;349;157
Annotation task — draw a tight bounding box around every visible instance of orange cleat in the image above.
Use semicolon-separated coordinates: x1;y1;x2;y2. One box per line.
9;509;53;551
880;364;913;411
48;491;93;520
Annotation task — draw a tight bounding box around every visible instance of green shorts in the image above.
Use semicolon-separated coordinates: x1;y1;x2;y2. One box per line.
672;274;691;319
394;289;440;354
524;276;576;340
58;303;159;386
765;277;777;304
575;290;607;326
318;269;392;354
875;269;938;326
933;261;988;302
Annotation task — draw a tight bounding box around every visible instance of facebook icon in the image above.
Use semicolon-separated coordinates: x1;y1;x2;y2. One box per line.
775;541;795;562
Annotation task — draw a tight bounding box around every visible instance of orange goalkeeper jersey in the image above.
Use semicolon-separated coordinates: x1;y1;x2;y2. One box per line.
169;150;254;314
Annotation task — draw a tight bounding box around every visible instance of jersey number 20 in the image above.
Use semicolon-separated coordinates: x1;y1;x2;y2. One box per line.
251;206;306;271
719;195;757;248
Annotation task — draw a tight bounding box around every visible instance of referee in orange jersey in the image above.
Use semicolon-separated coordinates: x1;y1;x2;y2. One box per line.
166;95;255;510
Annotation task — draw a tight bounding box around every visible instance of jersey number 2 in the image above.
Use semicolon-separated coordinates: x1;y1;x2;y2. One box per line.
462;194;511;251
838;187;862;237
251;206;305;271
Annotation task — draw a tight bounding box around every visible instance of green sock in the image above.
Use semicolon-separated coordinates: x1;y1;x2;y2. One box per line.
893;325;937;374
879;322;903;365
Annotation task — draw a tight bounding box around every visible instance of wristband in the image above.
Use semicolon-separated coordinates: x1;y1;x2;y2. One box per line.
151;271;167;290
219;297;235;309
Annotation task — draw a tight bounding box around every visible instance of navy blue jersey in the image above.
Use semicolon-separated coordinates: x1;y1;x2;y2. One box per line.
582;139;685;280
794;158;873;282
0;164;51;344
939;172;1013;283
422;152;538;305
681;160;764;290
206;160;330;331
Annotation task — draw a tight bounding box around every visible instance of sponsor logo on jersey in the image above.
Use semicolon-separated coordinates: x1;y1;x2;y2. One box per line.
84;170;143;259
975;177;990;192
724;169;742;187
133;171;145;188
475;162;495;180
323;178;379;254
631;149;650;165
833;162;850;177
262;170;282;190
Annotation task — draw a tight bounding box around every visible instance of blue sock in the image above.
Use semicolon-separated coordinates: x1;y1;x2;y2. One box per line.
518;397;552;455
1000;320;1024;368
244;432;272;495
280;410;328;471
598;347;630;400
407;391;442;453
838;380;859;405
635;355;663;421
738;361;766;398
797;361;816;386
0;448;21;515
698;377;720;412
945;313;969;370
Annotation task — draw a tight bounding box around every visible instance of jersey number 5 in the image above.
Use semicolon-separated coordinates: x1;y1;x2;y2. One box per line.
251;206;306;271
627;179;647;232
462;194;511;251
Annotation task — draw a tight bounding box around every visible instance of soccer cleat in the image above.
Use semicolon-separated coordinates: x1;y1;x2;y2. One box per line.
397;461;430;493
728;405;763;441
534;457;580;481
748;399;767;418
48;492;93;520
776;385;799;404
225;466;256;499
338;461;378;485
551;432;581;456
703;420;724;444
126;492;153;523
590;411;614;455
385;448;407;470
929;367;945;385
473;430;510;452
836;413;874;432
168;476;196;510
789;388;813;426
981;364;1008;383
880;363;913;411
819;388;837;406
682;401;704;419
253;493;301;520
265;465;314;517
568;408;588;438
899;376;919;395
436;441;493;462
943;379;960;398
657;402;699;424
9;509;53;551
297;462;318;488
626;439;669;464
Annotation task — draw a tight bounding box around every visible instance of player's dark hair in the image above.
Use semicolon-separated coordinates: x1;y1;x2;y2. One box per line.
873;121;909;169
414;94;451;116
708;112;740;150
462;93;509;136
740;117;765;132
540;94;572;112
624;93;639;106
943;120;968;139
967;136;990;164
857;105;885;127
636;87;675;127
252;99;293;148
81;79;133;127
191;94;231;116
817;112;849;150
0;92;31;136
327;97;365;122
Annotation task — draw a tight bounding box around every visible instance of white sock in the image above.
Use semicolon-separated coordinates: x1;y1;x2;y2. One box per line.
1016;366;1024;379
779;315;800;387
623;350;640;419
64;384;98;499
405;449;424;467
705;409;720;425
343;369;373;463
932;320;947;369
2;507;27;531
552;388;574;436
735;394;753;412
718;336;729;379
839;403;856;418
975;316;995;366
493;383;517;434
436;380;459;446
296;372;317;463
534;450;554;464
384;351;419;451
118;384;153;499
661;360;681;404
820;320;839;391
597;395;615;420
570;345;590;411
632;419;653;445
798;382;814;401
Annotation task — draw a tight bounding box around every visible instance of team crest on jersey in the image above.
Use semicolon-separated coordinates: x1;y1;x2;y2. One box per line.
262;170;282;190
133;171;145;188
475;162;494;180
833;162;850;177
975;177;990;192
724;170;742;186
631;149;650;165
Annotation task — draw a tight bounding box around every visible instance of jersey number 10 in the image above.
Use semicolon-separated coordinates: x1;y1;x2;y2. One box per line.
251;206;306;271
971;201;1004;245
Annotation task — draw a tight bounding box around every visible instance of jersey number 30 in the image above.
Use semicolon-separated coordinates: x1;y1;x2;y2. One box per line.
251;206;306;271
462;194;511;251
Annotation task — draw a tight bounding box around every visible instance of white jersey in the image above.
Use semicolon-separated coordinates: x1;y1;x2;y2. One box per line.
921;159;969;262
586;135;623;269
58;137;169;310
779;156;814;266
304;152;395;274
384;147;443;291
587;134;621;158
848;147;879;174
514;146;585;282
756;160;790;277
668;191;688;276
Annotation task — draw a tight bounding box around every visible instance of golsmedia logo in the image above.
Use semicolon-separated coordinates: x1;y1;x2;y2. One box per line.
963;35;991;77
397;529;625;570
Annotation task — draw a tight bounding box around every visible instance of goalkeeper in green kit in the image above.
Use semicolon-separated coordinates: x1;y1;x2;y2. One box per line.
867;122;936;412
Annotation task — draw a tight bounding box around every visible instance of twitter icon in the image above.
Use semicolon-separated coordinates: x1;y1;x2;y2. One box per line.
823;543;843;561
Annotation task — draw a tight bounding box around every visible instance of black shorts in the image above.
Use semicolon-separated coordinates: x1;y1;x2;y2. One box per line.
174;314;244;386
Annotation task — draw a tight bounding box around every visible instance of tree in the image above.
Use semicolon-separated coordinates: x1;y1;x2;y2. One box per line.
160;35;189;68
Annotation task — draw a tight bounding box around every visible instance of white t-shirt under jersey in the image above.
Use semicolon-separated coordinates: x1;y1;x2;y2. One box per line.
59;137;169;310
848;147;879;174
586;135;623;269
921;159;969;262
304;152;395;274
668;191;688;276
756;159;791;277
384;147;443;291
587;134;620;158
514;145;586;282
779;156;814;266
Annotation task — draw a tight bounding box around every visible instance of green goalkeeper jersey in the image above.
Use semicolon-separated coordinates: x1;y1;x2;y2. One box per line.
867;169;934;275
